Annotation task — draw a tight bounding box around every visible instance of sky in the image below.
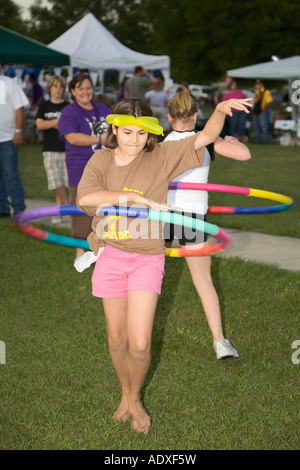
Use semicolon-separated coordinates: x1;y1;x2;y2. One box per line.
13;0;50;19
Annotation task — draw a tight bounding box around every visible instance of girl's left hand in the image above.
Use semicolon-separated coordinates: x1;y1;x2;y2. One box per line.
217;98;253;116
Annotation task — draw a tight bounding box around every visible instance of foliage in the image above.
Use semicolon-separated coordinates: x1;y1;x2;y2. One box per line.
27;0;152;48
1;0;300;82
141;0;300;81
0;0;28;35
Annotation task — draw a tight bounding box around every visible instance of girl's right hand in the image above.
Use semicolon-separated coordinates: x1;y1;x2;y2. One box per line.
217;98;253;116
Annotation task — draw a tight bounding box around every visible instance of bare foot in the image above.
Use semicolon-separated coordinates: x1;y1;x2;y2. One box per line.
128;399;151;435
112;395;129;423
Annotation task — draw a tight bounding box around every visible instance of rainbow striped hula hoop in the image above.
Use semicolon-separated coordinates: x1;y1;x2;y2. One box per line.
168;182;295;214
11;204;232;257
11;184;294;258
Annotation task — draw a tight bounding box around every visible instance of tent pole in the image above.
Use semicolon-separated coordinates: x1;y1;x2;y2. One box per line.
98;70;104;93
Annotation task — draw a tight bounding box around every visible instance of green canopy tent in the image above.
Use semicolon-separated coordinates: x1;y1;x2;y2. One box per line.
0;26;70;66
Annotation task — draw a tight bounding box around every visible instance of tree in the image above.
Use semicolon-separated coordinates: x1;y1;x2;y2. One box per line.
27;0;152;48
14;0;300;83
0;0;28;35
142;0;300;82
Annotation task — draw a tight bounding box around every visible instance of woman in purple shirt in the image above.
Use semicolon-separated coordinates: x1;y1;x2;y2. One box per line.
58;73;110;259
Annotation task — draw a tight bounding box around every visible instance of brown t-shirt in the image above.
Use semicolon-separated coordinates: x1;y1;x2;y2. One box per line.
77;134;204;255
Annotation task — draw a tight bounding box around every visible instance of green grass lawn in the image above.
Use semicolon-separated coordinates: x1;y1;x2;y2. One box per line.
19;143;57;202
0;142;299;450
1;221;299;450
208;142;300;238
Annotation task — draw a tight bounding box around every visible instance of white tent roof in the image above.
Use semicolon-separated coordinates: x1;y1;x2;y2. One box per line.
48;13;170;73
227;56;300;80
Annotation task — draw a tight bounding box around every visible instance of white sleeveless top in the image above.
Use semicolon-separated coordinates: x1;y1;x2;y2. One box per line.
164;130;210;214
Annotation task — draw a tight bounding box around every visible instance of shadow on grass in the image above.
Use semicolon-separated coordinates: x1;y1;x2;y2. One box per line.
210;257;226;334
142;254;227;400
140;254;228;393
142;257;185;395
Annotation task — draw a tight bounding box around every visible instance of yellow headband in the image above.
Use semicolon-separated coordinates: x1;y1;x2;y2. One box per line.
106;114;164;136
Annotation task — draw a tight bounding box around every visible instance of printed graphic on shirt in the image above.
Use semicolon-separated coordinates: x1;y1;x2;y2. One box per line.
123;186;144;195
44;111;62;120
95;187;160;241
100;215;131;240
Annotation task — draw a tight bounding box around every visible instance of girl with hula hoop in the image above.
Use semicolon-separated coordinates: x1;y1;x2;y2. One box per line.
76;96;252;435
164;91;251;360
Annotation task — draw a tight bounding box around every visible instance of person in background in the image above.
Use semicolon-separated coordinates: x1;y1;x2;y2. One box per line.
124;66;158;99
223;80;248;143
166;81;190;100
39;72;51;101
22;73;33;100
145;78;169;131
0;64;29;217
116;77;128;102
35;76;69;224
29;73;44;111
61;69;72;102
163;91;251;360
214;76;233;137
252;79;273;143
214;76;233;105
94;93;112;110
58;72;110;260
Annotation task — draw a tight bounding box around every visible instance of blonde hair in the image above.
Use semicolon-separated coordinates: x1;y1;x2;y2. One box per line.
47;75;66;94
168;91;198;121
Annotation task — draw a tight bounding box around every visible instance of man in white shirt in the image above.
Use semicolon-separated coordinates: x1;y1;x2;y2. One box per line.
0;65;29;216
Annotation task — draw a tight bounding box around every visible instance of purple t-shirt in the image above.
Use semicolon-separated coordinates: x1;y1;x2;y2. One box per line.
32;83;44;106
58;101;110;186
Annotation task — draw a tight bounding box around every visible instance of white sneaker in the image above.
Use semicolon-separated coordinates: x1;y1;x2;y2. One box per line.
51;216;62;224
213;338;239;360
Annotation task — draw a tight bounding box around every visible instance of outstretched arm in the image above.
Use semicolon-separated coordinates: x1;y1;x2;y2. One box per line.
194;98;252;151
143;68;159;85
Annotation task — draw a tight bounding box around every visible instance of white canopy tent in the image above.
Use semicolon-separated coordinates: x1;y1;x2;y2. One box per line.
48;13;170;90
227;56;300;117
227;56;300;80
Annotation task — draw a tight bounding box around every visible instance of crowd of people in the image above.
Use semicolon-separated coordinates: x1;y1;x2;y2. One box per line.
214;76;275;144
1;62;282;435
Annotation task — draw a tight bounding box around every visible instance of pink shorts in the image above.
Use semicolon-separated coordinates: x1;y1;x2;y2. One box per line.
92;245;165;298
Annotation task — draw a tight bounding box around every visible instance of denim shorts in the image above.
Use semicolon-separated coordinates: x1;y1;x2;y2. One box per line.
163;211;208;245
